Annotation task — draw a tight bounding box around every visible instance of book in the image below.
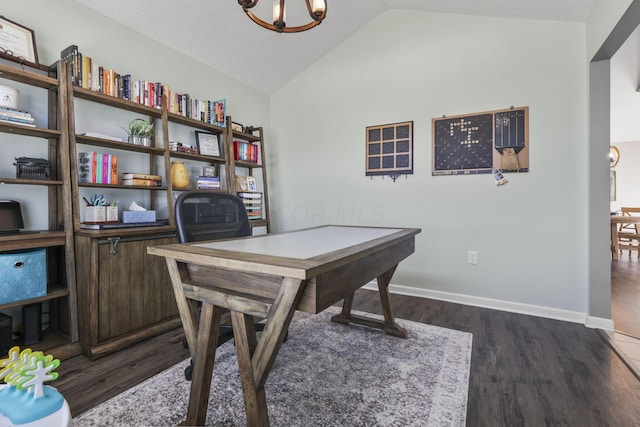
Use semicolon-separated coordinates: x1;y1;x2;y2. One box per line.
80;132;123;142
80;219;168;230
95;153;102;184
0;107;33;119
238;191;262;199
110;155;118;184
122;172;162;181
60;45;79;86
82;54;92;90
122;178;162;187
78;152;93;183
0;117;36;127
102;153;110;184
197;176;220;189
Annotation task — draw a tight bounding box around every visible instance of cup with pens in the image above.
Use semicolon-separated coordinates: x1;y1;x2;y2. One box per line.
83;194;119;223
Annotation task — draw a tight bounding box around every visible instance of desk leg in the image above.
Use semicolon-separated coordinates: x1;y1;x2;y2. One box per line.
232;277;306;427
232;312;268;427
164;258;222;426
331;265;408;338
185;303;222;426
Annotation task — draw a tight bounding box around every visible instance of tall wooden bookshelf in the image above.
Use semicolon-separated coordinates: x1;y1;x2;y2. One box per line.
0;61;80;360
226;119;271;233
63;65;270;357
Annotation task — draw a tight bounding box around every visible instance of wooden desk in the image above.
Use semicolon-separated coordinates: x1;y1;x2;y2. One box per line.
610;215;640;259
148;225;421;426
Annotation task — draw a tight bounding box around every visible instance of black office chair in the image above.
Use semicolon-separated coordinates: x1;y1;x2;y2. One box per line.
174;191;266;380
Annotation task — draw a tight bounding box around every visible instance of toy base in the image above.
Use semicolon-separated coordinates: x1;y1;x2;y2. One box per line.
0;385;70;427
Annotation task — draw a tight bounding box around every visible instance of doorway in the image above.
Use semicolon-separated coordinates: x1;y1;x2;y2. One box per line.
608;10;640;341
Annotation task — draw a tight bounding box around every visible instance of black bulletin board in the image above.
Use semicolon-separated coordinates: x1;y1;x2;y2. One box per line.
366;121;413;179
432;107;528;175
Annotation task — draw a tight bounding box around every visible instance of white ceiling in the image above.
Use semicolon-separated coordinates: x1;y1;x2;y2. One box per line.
75;0;597;95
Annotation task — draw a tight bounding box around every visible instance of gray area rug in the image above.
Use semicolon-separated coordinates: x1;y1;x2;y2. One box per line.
73;307;472;426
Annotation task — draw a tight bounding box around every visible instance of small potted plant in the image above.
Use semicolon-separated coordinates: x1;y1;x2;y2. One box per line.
124;119;154;146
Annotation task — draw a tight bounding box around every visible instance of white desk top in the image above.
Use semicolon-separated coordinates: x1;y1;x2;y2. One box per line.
194;226;399;259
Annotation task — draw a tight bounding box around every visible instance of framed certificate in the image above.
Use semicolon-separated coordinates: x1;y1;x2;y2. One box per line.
0;16;39;68
195;131;221;157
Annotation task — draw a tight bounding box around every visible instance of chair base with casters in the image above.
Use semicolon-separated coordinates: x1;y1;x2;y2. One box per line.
174;191;288;381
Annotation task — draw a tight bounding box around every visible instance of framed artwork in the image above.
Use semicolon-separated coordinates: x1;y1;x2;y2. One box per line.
365;121;413;181
247;176;257;191
0;16;39;68
610;170;616;202
195;131;221;157
432;106;529;176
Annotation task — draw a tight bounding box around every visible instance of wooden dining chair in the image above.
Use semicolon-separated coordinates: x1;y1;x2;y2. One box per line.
617;207;640;258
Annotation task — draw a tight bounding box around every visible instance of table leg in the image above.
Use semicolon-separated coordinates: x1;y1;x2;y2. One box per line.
611;222;619;260
186;302;222;426
232;312;268;427
331;265;407;338
232;277;307;427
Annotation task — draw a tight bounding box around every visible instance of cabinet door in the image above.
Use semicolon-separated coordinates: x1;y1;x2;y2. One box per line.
97;236;178;341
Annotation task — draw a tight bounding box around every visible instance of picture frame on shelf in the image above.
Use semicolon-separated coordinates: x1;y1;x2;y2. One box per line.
235;175;257;192
247;176;257;191
231;121;244;133
0;16;39;68
195;131;221;157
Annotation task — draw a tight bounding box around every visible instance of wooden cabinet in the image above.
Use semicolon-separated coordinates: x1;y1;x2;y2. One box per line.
74;231;179;359
0;61;79;360
66;81;179;358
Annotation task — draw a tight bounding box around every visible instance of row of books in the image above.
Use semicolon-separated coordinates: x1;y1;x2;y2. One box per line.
122;172;162;187
197;176;221;189
238;192;262;220
0;106;35;128
60;45;227;127
78;152;118;184
233;139;259;163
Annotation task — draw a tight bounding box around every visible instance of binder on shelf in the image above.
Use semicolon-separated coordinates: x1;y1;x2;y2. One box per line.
237;192;263;220
80;219;168;230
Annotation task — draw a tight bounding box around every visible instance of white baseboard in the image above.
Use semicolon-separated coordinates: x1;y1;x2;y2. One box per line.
363;282;615;330
585;316;615;330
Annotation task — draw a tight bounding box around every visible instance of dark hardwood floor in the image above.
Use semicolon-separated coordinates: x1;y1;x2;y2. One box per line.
612;253;640;338
56;288;640;426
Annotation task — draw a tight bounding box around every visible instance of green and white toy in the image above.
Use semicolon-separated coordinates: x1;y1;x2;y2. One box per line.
0;347;70;427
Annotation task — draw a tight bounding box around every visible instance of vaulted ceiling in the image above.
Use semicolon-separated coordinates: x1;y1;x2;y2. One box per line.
75;0;597;95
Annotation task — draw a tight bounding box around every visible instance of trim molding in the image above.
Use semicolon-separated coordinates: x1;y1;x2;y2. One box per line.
364;282;615;330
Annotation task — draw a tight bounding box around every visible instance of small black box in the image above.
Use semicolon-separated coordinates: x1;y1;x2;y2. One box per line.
22;303;42;346
0;312;12;356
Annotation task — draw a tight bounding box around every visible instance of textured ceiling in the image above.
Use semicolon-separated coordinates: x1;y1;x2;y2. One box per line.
74;0;597;95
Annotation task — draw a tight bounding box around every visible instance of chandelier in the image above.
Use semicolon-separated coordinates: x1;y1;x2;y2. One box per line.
238;0;327;33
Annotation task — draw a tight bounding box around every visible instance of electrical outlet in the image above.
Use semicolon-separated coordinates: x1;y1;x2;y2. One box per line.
467;251;478;265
